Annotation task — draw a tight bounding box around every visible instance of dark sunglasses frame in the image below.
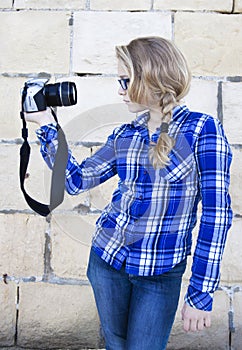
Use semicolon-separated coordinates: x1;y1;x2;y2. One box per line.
118;78;130;90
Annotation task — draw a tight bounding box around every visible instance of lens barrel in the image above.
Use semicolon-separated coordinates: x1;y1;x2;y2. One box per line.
44;82;77;107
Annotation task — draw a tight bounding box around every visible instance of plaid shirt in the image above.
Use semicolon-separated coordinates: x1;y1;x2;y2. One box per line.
36;105;233;311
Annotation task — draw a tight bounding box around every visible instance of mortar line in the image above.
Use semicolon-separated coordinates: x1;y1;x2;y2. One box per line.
150;0;154;11
0;274;91;285
217;81;223;123
14;285;20;346
4;72;242;81
43;217;54;282
228;290;235;350
69;12;74;75
171;12;175;41
232;0;235;13
85;0;91;10
1;274;242;289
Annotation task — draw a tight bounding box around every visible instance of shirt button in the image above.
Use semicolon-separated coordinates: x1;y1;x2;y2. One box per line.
144;170;147;174
139;195;143;200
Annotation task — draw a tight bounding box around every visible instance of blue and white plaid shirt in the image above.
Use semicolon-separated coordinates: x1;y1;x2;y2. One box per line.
36;105;233;311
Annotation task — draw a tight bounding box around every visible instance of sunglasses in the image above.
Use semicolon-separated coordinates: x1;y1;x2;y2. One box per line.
118;78;130;90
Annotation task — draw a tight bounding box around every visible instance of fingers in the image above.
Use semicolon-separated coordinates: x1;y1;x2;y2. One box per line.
181;303;211;333
189;317;211;332
23;108;55;126
183;319;208;332
204;314;211;328
196;317;205;331
183;317;191;332
183;317;208;332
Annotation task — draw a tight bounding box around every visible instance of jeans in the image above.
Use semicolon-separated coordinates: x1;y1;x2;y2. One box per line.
87;248;187;350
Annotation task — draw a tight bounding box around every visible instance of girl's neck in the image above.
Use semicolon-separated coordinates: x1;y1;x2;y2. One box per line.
147;108;164;134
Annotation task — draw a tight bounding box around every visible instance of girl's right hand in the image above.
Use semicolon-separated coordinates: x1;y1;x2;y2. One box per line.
24;108;55;127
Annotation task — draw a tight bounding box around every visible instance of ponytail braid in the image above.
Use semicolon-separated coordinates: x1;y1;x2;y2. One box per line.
149;91;177;169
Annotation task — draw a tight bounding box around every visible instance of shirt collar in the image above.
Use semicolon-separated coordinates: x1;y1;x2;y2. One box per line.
131;105;189;129
131;110;150;128
172;104;190;122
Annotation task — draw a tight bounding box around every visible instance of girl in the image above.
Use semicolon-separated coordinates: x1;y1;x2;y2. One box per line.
25;36;233;350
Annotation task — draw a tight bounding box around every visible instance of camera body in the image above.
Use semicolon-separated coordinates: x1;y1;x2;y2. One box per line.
21;78;77;113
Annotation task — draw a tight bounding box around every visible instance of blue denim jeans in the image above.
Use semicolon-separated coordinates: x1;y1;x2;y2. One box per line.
87;248;186;350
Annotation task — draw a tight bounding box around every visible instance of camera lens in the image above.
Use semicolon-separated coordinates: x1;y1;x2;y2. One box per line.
59;82;77;106
44;82;77;107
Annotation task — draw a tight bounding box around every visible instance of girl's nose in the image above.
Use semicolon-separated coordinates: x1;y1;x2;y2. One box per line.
118;86;126;95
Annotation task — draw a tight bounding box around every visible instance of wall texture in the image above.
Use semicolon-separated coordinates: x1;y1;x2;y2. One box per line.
0;0;242;349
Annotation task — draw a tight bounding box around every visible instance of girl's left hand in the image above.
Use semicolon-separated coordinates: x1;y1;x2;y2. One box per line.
24;108;55;126
181;302;211;332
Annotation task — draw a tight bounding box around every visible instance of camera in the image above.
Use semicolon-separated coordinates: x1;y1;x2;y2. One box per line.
21;78;77;113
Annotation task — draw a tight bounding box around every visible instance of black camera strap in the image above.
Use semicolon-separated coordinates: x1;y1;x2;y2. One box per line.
19;102;68;217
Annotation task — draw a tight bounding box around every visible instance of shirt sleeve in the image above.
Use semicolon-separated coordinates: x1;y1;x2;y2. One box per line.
185;116;233;311
36;123;117;195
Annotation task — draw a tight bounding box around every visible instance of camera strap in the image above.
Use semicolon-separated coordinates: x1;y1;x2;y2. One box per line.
19;101;68;217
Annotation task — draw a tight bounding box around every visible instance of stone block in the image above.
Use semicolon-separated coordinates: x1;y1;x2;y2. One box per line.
220;217;242;283
0;11;70;74
184;78;218;117
154;0;233;12
0;214;45;277
174;13;242;76
90;0;151;10
234;0;242;12
51;213;99;279
0;143;52;211
61;78;217;134
233;291;242;349
14;0;85;9
223;82;242;144
0;76;27;140
0;76;41;139
73;11;172;74
0;283;16;346
0;0;12;8
17;282;100;348
229;147;242;216
168;287;229;349
90;175;119;212
56;76;134;133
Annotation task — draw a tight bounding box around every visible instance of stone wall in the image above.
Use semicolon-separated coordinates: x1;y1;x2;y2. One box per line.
0;0;242;349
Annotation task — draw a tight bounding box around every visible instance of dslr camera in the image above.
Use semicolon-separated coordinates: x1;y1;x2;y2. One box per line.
21;78;77;113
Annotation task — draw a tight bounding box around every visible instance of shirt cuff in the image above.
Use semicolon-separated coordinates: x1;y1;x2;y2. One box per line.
185;285;213;311
36;123;58;143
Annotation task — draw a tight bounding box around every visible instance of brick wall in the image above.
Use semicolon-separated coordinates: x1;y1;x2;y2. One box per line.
0;0;242;349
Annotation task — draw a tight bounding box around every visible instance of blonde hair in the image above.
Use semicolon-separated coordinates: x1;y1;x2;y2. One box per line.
115;36;191;168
